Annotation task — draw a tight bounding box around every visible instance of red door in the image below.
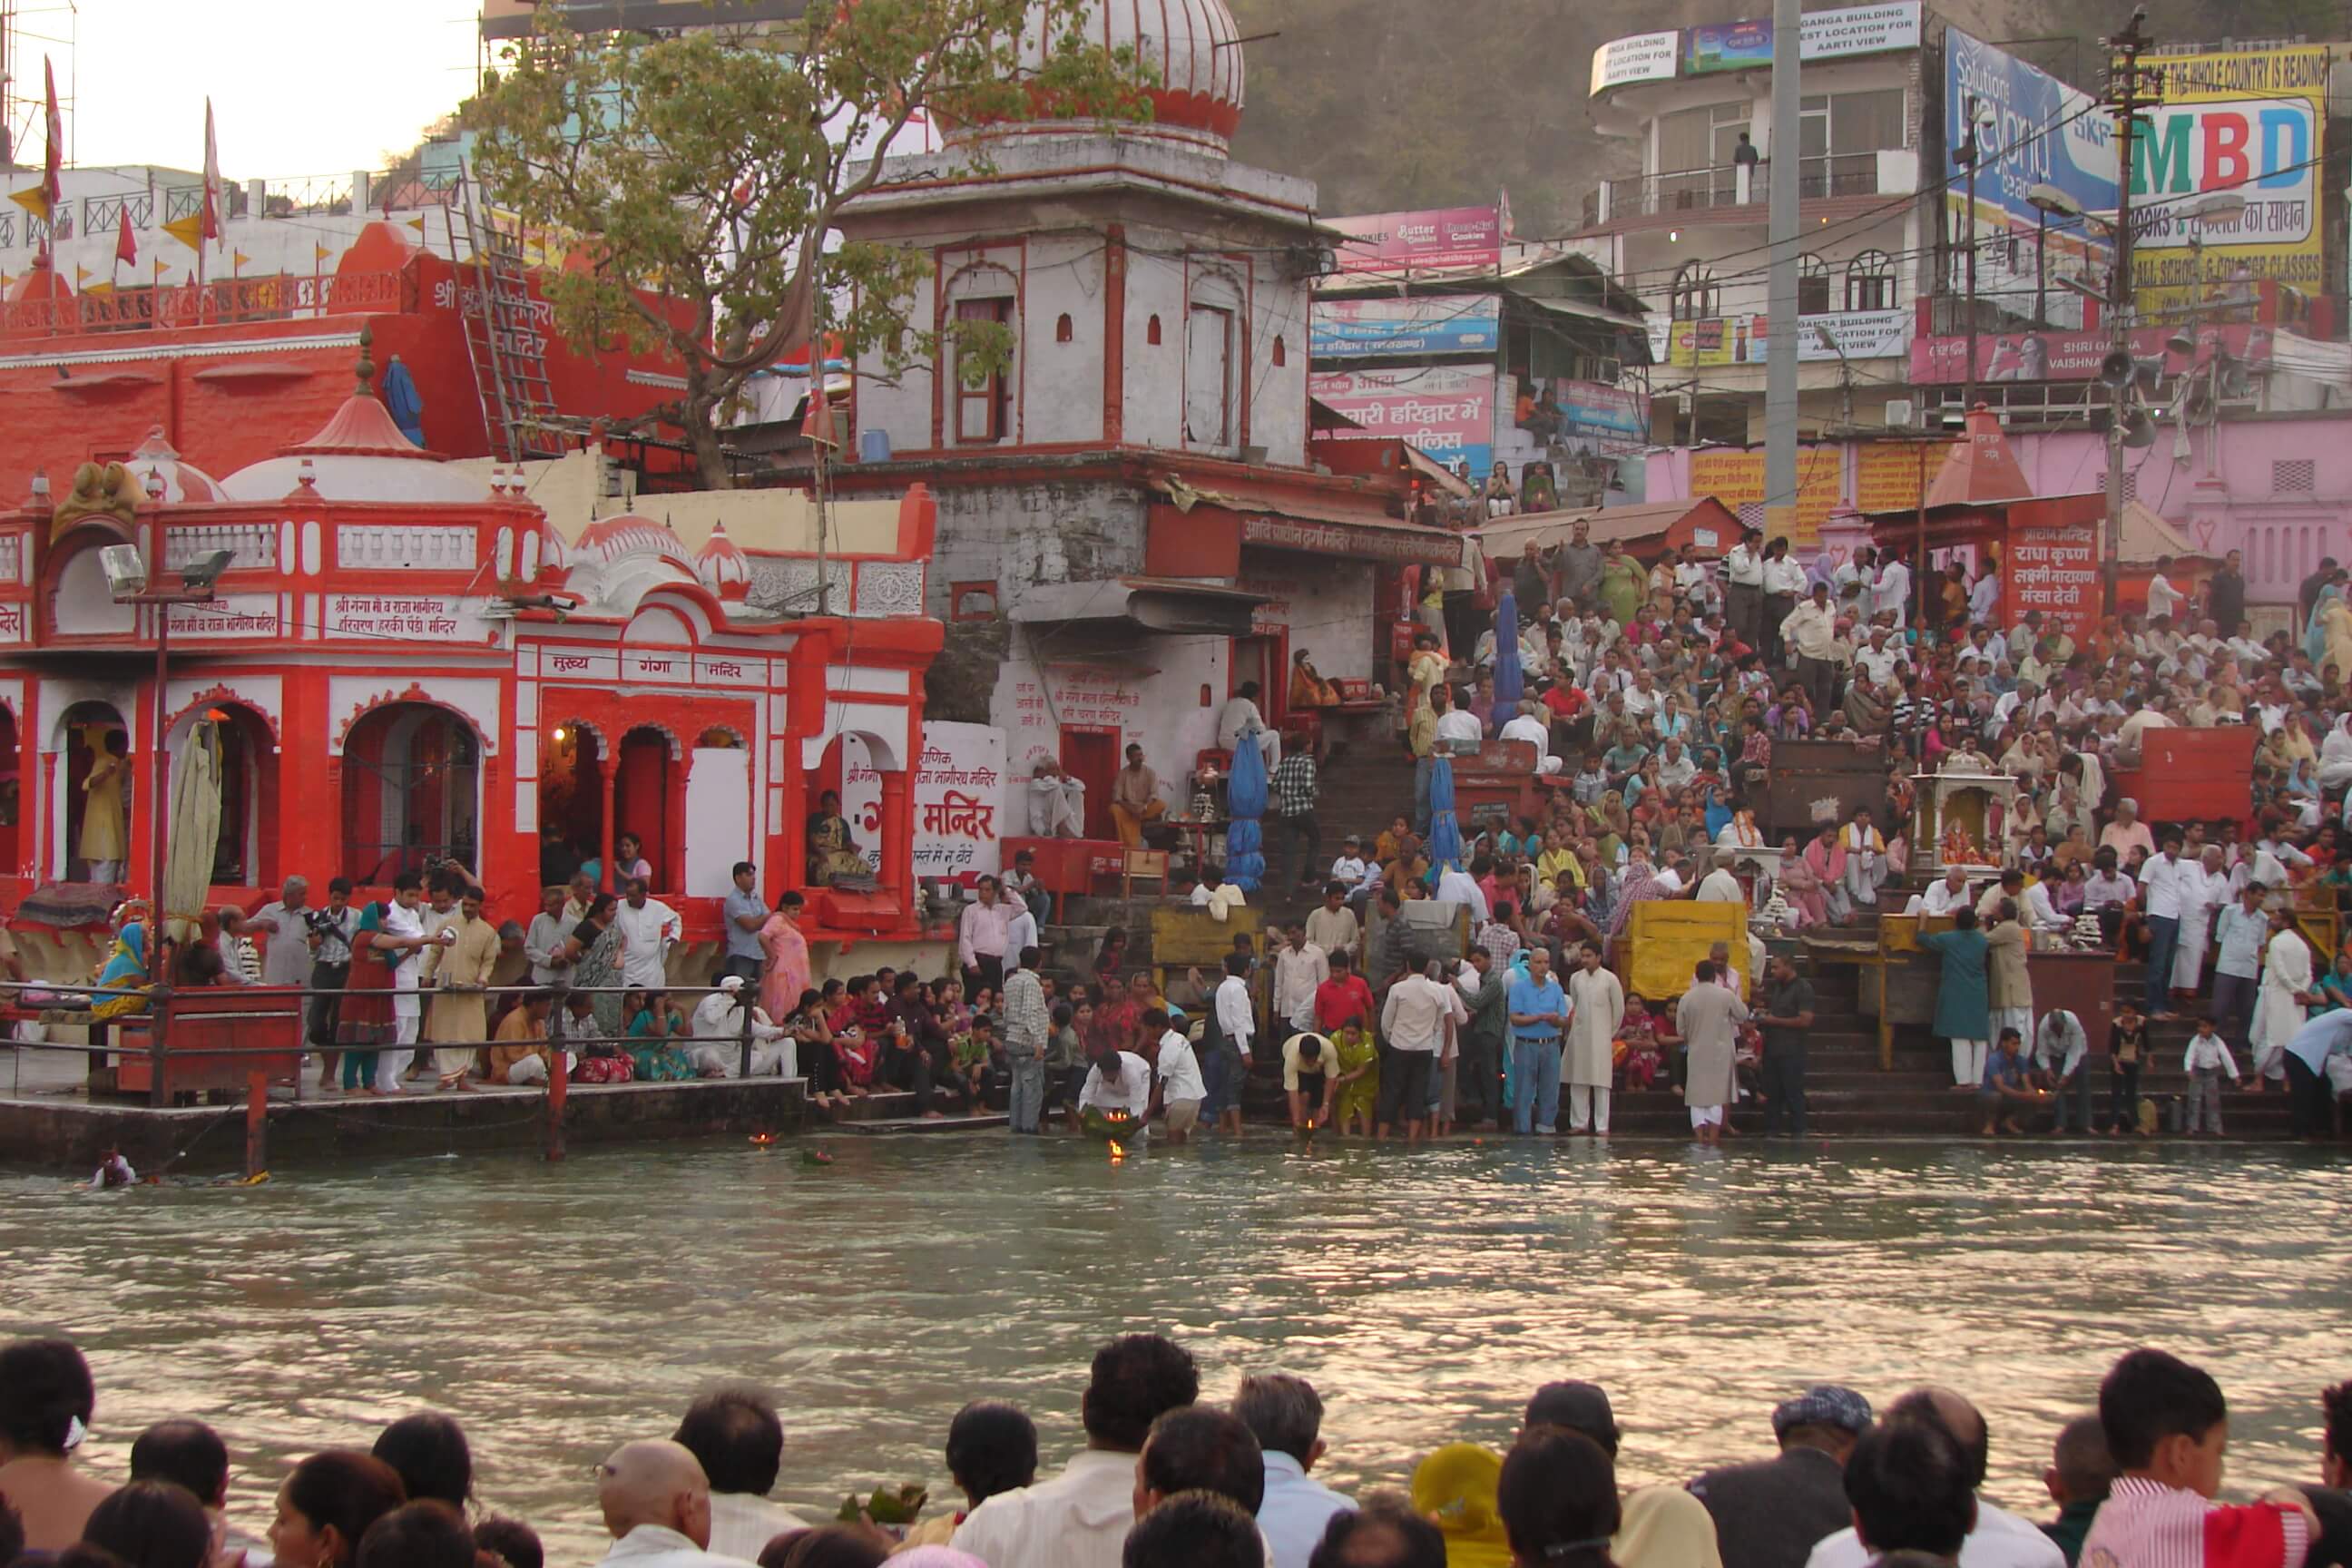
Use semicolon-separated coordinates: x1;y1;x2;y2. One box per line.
1230;632;1286;727
1059;730;1119;842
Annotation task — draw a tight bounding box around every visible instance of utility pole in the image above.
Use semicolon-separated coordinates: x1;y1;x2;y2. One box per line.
1763;0;1799;544
2101;7;2155;616
1959;96;1984;416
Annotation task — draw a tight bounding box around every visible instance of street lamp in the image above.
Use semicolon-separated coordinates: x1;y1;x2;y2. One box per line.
1955;96;1998;410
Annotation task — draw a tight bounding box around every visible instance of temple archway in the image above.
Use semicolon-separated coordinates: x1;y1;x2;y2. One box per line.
340;701;482;886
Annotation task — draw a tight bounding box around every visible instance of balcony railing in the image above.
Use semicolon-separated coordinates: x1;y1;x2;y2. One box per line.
1583;152;1887;226
0;269;415;338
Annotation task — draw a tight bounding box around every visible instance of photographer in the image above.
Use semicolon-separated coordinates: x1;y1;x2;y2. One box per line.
304;879;360;1091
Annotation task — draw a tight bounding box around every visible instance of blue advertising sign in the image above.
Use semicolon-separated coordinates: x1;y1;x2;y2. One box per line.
1310;294;1503;360
1945;28;2120;227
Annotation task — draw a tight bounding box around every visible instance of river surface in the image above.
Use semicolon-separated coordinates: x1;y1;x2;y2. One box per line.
6;1136;2349;1562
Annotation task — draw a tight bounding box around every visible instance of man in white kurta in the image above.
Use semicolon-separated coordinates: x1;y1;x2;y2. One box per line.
376;889;429;1094
1563;947;1624;1134
2249;913;2315;1087
1839;811;1890;910
1675;964;1750;1141
2169;847;2230;994
688;976;792;1078
614;881;681;989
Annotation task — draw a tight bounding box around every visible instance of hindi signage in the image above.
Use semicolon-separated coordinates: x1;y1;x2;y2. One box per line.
1311;293;1502;359
167;595;279;639
327;593;485;644
1908;321;2273;384
2004;520;2100;637
1308;365;1494;479
841;720;1007;883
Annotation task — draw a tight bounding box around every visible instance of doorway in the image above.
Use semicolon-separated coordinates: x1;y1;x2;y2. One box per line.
1230;632;1285;728
1058;730;1119;842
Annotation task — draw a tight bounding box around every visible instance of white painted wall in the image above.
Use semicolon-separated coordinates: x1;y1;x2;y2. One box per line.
991;631;1227;825
1234;554;1377;685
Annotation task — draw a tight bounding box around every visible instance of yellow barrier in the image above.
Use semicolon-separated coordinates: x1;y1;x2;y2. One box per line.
1624;902;1749;1002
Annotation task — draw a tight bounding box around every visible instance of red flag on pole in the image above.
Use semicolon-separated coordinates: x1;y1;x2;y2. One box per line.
43;60;64;213
801;373;837;446
200;99;221;243
115;206;139;268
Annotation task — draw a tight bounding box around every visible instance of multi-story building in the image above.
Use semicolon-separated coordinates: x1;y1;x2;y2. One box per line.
1578;2;1931;448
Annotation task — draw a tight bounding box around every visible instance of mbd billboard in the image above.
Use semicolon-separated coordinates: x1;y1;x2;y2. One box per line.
2131;47;2328;316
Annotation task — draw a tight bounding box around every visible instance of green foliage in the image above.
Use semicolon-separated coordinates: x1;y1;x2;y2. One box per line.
472;0;1150;485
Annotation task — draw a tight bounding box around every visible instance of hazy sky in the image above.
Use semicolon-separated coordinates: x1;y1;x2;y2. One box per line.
11;1;481;177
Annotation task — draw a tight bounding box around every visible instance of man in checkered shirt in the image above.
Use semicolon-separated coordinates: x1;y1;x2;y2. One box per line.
1271;745;1321;890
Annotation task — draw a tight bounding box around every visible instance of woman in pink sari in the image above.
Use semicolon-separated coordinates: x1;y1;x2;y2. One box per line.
1777;831;1834;929
1800;822;1850;923
758;890;811;1024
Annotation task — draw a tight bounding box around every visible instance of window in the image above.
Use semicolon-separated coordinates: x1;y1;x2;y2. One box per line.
1846;250;1896;312
1271;335;1287;368
1671;260;1720;322
1656;102;1752;207
1801;88;1906;194
1148;314;1163;346
1185;303;1235;451
1054;312;1073;343
953;295;1013;446
1798;254;1830;316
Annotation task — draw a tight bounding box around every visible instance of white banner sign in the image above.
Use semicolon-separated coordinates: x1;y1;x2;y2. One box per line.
839;720;1009;885
1591;29;1679;93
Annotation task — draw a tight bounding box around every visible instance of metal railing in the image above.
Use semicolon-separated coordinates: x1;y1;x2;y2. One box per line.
0;269;414;337
3;977;796;1175
1586;153;1887;225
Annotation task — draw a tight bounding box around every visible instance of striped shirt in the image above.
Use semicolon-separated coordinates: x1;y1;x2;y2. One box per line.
2078;1476;2308;1568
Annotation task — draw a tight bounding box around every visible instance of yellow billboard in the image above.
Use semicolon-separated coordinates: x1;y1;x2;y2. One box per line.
2130;46;2328;318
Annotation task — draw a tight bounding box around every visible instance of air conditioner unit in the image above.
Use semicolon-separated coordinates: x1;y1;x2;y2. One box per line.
1883;398;1916;429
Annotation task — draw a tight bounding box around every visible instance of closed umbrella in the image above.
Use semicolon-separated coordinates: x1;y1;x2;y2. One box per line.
381;355;426;446
163;719;222;946
1492;588;1523;710
1426;754;1464;872
1224;727;1268;893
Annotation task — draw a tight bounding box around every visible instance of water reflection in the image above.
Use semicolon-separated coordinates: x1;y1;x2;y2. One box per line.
5;1139;2347;1562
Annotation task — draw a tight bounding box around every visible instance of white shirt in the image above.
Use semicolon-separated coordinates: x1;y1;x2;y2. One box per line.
595;1526;758;1568
2034;1011;2088;1076
1215;973;1256;1056
2145;572;2185;622
1920;877;1973;916
1077;1052;1153;1116
379;900;426;991
1435;710;1483;750
1215;696;1266;752
1003;905;1039;970
2215;903;2269;978
1272;943;1328;1021
2139;852;2190;920
954;1449;1142;1568
245;901;316;986
1499;713;1552;769
1726;543;1764;588
1154;1029;1207;1102
1857;642;1906;685
1805;1500;2064;1568
704;1496;808;1563
1873;560;1912;622
613;897;680;988
1762;556;1809;596
1696;868;1744;903
1435;867;1490;924
1380;972;1467;1054
2022;879;2067;931
1258;1452;1355;1568
1329;855;1368;887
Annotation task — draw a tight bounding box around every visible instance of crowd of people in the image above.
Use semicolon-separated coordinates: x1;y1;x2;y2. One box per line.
5;1335;2347;1568
1338;519;2352;1139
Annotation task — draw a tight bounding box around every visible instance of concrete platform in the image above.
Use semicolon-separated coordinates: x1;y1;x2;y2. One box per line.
0;1047;809;1173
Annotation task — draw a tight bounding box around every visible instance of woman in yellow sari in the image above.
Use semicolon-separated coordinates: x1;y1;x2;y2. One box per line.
1329;1021;1379;1136
1411;1444;1512;1568
1591;790;1630;867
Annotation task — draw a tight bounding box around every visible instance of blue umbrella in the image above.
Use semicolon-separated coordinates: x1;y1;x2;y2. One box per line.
1492;588;1524;710
1224;728;1269;893
1426;754;1464;872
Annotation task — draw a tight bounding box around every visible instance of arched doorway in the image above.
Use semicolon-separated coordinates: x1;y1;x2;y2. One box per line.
341;702;481;887
537;720;605;882
58;701;131;883
175;703;279;889
611;726;672;892
813;731;894;888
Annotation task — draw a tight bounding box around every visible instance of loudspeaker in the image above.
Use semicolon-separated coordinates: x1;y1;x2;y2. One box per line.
2099;348;2134;389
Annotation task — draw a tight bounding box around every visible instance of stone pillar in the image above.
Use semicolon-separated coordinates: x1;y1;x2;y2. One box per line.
878;768;912;919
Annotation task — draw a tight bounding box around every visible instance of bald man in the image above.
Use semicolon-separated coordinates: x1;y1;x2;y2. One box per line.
594;1440;760;1568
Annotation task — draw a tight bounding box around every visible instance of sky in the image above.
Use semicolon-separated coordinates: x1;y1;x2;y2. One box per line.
9;0;482;179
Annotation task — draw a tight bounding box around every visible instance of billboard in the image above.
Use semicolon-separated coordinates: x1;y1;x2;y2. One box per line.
1328;208;1504;276
1310;294;1502;360
1309;365;1494;479
1944;29;2117;332
1651;309;1909;367
2131;47;2328;317
1684;1;1920;73
1554;379;1647;454
1591;30;1680;93
1908;321;2274;383
480;0;805;37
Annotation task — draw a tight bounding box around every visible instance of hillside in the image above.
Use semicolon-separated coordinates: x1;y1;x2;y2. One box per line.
1226;0;2339;235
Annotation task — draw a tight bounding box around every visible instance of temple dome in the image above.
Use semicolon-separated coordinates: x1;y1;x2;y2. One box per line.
994;0;1245;152
694;519;752;602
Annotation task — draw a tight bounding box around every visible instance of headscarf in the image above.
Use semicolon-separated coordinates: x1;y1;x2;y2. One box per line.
92;922;152;1019
1410;1444;1512;1568
2307;583;2341;665
1608;855;1666;936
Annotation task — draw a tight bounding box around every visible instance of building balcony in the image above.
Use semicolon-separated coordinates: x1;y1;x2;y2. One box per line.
1582;152;1906;229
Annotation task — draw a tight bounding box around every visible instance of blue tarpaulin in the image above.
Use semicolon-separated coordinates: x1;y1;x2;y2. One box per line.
1224;730;1268;891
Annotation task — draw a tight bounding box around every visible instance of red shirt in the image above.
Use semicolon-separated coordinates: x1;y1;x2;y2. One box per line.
1314;975;1377;1033
1541;684;1587;720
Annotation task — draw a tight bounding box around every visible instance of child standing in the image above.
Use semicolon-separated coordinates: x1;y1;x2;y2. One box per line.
2182;1015;2239;1136
2079;1348;2313;1568
2109;1002;2151;1136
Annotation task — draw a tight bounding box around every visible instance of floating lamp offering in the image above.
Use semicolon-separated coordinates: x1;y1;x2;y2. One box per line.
800;1149;833;1166
1107;1141;1127;1163
748;1132;779;1148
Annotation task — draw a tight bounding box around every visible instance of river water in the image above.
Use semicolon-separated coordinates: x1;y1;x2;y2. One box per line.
6;1136;2348;1561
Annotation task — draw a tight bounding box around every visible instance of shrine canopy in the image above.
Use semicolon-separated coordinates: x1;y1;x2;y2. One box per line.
1862;405;2103;641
